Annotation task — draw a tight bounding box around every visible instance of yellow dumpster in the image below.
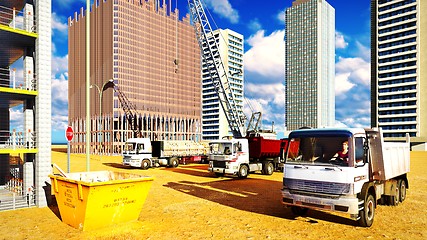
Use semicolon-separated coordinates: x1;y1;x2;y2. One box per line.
49;171;153;231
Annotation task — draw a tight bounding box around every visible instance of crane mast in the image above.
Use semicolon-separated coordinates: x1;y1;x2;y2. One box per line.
188;0;246;138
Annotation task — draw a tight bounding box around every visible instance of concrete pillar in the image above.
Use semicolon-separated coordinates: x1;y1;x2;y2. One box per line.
34;0;52;208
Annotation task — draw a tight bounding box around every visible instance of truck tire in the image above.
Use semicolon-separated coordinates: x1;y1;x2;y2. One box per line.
262;162;274;175
238;165;249;179
358;193;375;227
170;157;179;168
388;182;400;206
291;206;308;216
141;159;150;170
398;179;407;202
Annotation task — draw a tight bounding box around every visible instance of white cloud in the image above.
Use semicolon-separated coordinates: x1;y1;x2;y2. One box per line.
244;30;285;79
51;77;68;132
335;57;370;87
244;83;285;134
9;107;23;122
204;0;239;24
356;41;370;61
245;83;285;109
52;12;68;34
335;72;355;95
335;32;348;49
277;9;286;24
248;19;262;32
52;55;68;78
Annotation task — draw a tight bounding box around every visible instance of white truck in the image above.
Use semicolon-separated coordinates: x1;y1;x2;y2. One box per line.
122;138;208;169
208;136;288;178
281;127;410;227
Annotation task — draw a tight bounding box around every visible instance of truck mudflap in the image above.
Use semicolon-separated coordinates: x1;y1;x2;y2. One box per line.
282;190;359;215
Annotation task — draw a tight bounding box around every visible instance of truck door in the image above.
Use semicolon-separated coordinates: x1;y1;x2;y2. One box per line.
365;128;386;180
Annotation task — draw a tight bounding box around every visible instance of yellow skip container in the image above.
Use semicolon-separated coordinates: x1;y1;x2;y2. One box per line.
49;171;153;231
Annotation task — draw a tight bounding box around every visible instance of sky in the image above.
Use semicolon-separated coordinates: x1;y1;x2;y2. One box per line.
45;0;371;143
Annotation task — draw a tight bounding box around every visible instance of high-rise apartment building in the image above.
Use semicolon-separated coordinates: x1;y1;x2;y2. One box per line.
285;0;335;131
0;0;51;209
68;0;201;154
201;28;244;140
371;0;427;149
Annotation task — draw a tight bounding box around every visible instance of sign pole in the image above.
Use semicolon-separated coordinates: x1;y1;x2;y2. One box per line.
67;140;70;173
65;126;74;173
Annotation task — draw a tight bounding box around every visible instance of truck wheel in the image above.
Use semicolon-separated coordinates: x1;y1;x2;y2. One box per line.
388;182;400;206
238;165;249;179
291;206;308;216
263;162;274;175
358;193;375;227
141;159;150;170
398;179;407;202
170;157;179;168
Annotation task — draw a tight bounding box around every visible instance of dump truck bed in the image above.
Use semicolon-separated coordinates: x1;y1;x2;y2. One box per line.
247;137;287;159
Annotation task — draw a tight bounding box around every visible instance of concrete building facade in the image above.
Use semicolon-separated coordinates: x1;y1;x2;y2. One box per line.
201;28;244;140
371;0;427;149
0;0;52;209
68;0;201;154
285;0;335;131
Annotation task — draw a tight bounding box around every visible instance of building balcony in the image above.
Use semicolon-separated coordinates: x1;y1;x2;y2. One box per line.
378;81;416;89
378;97;417;104
0;4;37;67
378;113;417;119
0;129;37;154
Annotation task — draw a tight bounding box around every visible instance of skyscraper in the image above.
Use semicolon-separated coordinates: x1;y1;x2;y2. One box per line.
371;0;427;149
285;0;335;131
0;0;51;208
68;0;201;154
201;29;244;140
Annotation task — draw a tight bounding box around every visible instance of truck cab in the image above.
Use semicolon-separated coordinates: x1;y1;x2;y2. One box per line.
208;138;250;178
122;138;153;169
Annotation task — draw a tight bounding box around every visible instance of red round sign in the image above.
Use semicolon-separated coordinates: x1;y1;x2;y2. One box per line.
65;126;74;142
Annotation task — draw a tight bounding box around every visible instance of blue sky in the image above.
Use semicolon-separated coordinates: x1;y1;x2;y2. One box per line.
47;0;371;143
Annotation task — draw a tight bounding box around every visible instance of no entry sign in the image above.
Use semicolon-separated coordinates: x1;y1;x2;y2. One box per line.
65;126;74;142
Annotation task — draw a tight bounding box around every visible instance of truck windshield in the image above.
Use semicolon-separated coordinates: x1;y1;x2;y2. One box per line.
124;142;136;153
210;142;232;155
286;136;350;166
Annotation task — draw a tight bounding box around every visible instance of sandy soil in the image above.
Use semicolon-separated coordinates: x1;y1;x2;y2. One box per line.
0;150;426;240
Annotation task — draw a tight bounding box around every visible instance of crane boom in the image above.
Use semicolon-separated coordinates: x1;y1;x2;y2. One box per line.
113;85;139;137
188;0;246;138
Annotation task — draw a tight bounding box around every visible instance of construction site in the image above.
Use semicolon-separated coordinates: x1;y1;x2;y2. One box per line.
1;0;426;239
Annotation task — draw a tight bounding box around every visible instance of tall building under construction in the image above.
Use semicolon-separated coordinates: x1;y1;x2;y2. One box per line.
68;0;201;154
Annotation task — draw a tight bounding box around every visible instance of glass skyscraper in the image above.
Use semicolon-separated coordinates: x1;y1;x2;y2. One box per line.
285;0;335;131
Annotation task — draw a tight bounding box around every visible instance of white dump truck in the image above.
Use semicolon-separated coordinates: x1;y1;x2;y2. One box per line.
122;138;209;169
281;127;410;227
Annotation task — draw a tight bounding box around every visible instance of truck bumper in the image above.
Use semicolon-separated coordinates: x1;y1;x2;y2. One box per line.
123;160;141;168
208;167;238;176
282;189;359;216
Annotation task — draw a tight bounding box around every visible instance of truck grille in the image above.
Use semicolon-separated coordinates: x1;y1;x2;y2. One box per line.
213;161;226;168
284;178;350;195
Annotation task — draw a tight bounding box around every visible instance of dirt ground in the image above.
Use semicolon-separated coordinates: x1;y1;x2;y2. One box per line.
0;150;426;240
